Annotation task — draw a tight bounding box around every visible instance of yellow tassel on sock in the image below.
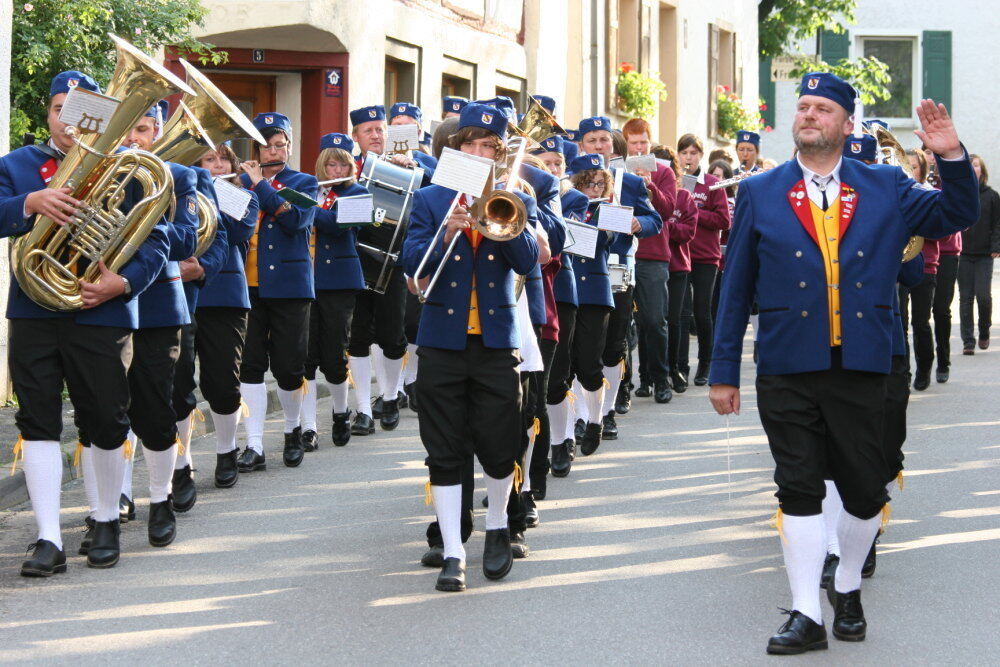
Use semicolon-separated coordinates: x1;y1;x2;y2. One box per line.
880;503;892;532
533;417;541;436
240;400;250;418
618;358;626;380
192;408;205;423
424;480;433;506
771;507;787;544
346;369;355;389
176;436;185;458
73;442;83;469
565;390;576;405
10;436;24;474
513;462;524;493
602;377;611;389
896;470;905;491
299;379;309;397
122;439;133;460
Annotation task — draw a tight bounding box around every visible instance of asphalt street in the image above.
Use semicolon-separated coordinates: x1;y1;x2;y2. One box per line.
1;321;998;665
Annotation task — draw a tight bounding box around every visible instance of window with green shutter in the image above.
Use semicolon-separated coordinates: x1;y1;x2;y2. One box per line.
922;31;952;111
821;29;850;63
758;57;775;127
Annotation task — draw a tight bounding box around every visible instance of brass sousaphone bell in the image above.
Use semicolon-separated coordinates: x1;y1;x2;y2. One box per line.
868;124;925;261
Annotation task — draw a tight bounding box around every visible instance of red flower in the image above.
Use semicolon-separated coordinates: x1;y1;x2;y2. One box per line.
716;84;726;93
723;85;731;92
759;103;768;111
765;125;773;132
620;62;635;73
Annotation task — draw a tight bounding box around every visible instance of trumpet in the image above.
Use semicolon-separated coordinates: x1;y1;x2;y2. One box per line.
413;138;529;303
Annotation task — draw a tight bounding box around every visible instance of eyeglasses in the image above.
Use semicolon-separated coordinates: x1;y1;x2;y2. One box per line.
264;143;290;151
583;180;607;189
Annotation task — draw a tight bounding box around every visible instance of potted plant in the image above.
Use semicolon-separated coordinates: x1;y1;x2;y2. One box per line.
616;62;667;119
715;86;771;140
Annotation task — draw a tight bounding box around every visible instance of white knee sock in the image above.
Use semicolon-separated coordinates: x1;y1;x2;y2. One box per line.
780;513;826;624
299;380;318;432
572;378;588;422
584;386;605;425
351;357;373;416
382;356;404;401
329;380;350;414
92;446;128;522
432;484;466;561
885;478;897;495
21;440;63;548
523;430;535;494
175;416;193;470
81;445;99;519
834;511;882;594
145;445;177;504
277;387;303;433
120;430;138;500
372;347;387;397
212;408;241;455
484;472;514;530
822;480;842;556
548;398;571;444
402;344;419;384
240;382;267;454
601;364;622;416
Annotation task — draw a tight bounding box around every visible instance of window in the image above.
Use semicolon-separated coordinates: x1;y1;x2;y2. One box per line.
442;55;476;103
708;24;737;138
384;38;421;108
861;37;917;121
495;70;526;110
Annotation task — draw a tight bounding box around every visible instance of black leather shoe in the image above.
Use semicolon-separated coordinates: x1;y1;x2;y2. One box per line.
215;449;239;488
397;390;408;410
148;498;176;547
670;370;688;393
332;410;352;446
602;411;618;440
551;441;572;477
861;533;878;578
531;476;546;501
913;371;930;391
237;447;266;472
404;382;419;413
421;546;445;568
283;427;304;467
634;383;652;398
371;395;384;419
654;380;673;404
436;557;466;591
511;531;530;559
20;539;67;577
615;383;631;414
301;429;318;452
826;586;867;641
963;345;975;355
979;336;990;350
171;465;197;513
766;610;828;655
78;516;95;555
87;520;121;569
351;412;375;436
523;491;539;528
694;360;710;386
574;418;586;441
579;422;603;456
820;553;839;590
119;494;135;523
483;528;513;580
936;367;949;383
380;398;400;431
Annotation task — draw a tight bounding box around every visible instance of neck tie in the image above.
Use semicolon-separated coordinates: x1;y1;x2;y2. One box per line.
812;177;829;210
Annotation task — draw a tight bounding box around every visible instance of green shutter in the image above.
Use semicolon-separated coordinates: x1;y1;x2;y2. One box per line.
821;29;849;63
759;56;775;127
922;30;952;111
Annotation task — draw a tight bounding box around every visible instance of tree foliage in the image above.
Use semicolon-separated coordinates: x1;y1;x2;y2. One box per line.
758;0;858;58
10;0;226;147
789;56;891;106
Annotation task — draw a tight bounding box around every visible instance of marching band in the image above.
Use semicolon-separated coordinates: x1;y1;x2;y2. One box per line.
0;41;984;656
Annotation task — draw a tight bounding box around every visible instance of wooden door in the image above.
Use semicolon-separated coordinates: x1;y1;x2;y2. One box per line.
209;73;277;161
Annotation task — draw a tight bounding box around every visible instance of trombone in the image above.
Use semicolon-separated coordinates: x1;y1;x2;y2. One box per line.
413;138;530;303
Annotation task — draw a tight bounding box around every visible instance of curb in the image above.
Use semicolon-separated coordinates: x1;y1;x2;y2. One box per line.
0;381;330;511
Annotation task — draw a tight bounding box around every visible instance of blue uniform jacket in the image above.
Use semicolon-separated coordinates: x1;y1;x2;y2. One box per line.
413;151;437;186
710;153;980;387
554;188;589;306
313;181;368;291
521;164;565;326
608;170;663;257
240;167;318;299
573;199;619;308
402;184;539;350
198;189;259;310
0;145;169;329
182;166;229;314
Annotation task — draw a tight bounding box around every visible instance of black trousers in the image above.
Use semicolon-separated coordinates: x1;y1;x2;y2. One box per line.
349;267;407;359
172;322;198;422
533;336;558;483
901;275;937;374
756;355;889;519
933;254;959;370
667;270;689;375
884;354;910;483
634;260;670;384
172;308;250;419
416;337;521;485
547;301;577;403
602;286;634;367
240;288;311;390
129;326;182;452
404;291;422;343
10;319;132;450
687;262;718;365
958;255;994;347
305;289;357;384
573;304;611;391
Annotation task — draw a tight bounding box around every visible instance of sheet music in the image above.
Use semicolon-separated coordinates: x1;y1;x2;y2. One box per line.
213;177;252;220
58;88;121;135
656;158;672;169
682;174;698;192
336;193;375;224
613;167;625;202
609;157;626;172
431;147;493;197
596;203;633;234
626;154;657;174
563;220;598;259
386;124;421;153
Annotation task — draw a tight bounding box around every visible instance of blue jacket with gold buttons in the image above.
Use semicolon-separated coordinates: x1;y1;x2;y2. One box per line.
198;187;258;310
554;188;589;306
182;166;230;314
402;184;539;350
313;181;367;291
573;198;619;308
711;153;980;387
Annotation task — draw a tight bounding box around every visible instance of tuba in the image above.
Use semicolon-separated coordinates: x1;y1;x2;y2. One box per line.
869;124;925;261
11;35;194;311
515;98;567;146
153;60;266;257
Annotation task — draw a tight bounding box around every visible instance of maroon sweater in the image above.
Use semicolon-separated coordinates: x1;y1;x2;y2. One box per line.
667;189;699;273
688;172;732;266
636;163;678;262
922;238;941;275
938;231;962;256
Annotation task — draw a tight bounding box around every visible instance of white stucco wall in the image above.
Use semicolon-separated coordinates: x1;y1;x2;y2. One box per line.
765;0;997;168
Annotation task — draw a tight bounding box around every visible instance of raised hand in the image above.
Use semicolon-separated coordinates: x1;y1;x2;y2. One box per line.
914;99;963;160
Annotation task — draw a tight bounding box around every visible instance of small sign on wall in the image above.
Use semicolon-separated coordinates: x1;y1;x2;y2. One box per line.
252;49;266;64
324;68;343;97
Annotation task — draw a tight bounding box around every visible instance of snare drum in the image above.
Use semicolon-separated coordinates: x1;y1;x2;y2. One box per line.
609;263;630;293
356;152;424;293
